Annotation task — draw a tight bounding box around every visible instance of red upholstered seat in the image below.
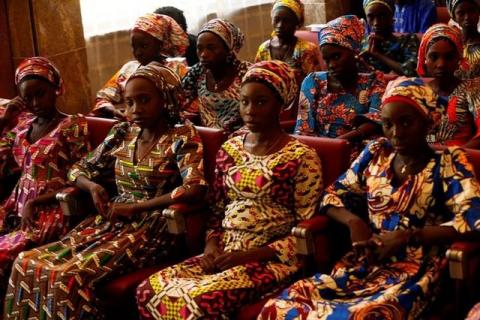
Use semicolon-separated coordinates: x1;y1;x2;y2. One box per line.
295;30;327;71
85;116;117;148
437;6;450;24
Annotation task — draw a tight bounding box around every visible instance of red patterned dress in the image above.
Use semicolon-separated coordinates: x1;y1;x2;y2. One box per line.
136;135;323;319
0;115;89;290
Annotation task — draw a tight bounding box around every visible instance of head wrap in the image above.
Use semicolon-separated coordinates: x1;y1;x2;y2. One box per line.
382;77;441;123
417;23;465;76
15;56;64;96
272;0;305;26
126;61;183;125
446;0;480;17
132;13;189;57
242;60;298;107
363;0;395;14
199;18;245;56
319;15;365;53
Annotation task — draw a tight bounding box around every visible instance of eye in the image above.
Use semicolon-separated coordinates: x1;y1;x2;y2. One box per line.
240;99;248;106
382;120;392;129
402;120;410;127
139;95;150;104
125;99;134;107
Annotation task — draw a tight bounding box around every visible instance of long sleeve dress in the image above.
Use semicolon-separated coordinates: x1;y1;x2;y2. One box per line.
259;138;480;319
136;135;323;320
4;122;206;319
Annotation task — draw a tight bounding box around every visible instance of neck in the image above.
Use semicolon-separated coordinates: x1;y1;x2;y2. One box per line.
140;120;168;141
209;61;232;80
249;124;284;143
36;109;59;124
463;28;479;42
276;34;296;45
396;142;432;160
432;76;460;95
336;70;358;88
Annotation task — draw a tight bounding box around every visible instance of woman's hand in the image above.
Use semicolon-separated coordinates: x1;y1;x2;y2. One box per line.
213;251;252;271
373;230;409;261
20;200;36;232
348;217;372;243
200;238;223;274
107;203;141;220
88;183;110;215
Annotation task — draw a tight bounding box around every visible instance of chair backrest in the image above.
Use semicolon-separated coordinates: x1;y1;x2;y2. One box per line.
85;116;117;148
195;126;228;186
437;6;450;24
295;30;327;71
293;135;351;187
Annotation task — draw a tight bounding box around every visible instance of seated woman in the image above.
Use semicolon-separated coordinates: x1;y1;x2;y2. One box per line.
4;62;207;319
136;60;323;319
417;23;480;148
294;15;386;143
255;0;322;84
260;77;480;319
182;18;250;133
447;0;480;79
91;13;189;120
0;57;89;297
360;0;419;76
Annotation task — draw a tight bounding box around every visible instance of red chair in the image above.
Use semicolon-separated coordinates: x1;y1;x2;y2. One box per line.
437;6;451;24
295;29;327;71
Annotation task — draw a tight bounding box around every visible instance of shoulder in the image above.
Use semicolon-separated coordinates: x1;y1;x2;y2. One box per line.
257;39;270;51
171;123;200;139
297;38;319;51
58;114;88;131
119;60;141;73
287;138;321;161
439;146;475;174
184;63;205;79
237;60;252;73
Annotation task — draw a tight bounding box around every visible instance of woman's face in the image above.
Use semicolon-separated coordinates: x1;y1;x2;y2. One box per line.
197;31;229;69
240;82;282;133
271;7;299;39
425;38;459;79
381;101;430;155
130;29;161;65
125;77;165;129
454;1;480;31
365;3;393;35
18;77;57;118
320;44;357;78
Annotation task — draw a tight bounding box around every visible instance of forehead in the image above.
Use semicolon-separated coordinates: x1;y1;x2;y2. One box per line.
197;31;224;46
130;29;157;43
125;77;158;95
365;3;391;15
271;6;297;20
18;77;52;92
241;81;275;96
427;38;457;53
381;101;424;119
320;43;349;55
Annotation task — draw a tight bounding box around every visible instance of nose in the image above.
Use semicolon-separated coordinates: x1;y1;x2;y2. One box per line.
130;102;142;115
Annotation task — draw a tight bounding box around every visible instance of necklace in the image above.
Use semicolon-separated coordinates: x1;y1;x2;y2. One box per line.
270;39;295;61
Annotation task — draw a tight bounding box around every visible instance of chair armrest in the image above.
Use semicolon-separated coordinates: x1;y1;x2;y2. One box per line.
291;215;329;255
55;186;84;216
162;202;207;235
446;241;480;280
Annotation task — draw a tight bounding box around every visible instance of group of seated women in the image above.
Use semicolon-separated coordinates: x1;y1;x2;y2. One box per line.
1;0;480;319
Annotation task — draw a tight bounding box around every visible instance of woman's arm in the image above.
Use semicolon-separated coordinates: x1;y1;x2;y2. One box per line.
337;122;381;143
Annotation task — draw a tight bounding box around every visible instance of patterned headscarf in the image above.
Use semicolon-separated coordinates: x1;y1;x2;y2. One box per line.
382;77;441;123
126;61;184;125
447;0;480;17
199;18;245;56
242;60;298;107
363;0;395;14
319;15;365;54
417;23;465;76
15;56;64;96
272;0;305;26
132;13;189;57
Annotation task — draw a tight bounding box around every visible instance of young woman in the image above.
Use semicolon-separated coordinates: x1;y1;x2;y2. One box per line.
259;77;480;319
136;60;323;319
447;0;480;79
91;13;189;119
417;23;480;148
294;15;386;144
255;0;322;84
4;62;207;319
361;0;419;76
0;57;89;299
182;18;250;133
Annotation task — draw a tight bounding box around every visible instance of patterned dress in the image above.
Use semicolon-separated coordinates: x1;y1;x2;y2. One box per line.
4;122;206;319
294;71;386;138
259;138;480;319
429;78;480;146
458;43;480;80
0;115;89;295
360;33;419;76
181;60;250;132
136;135;323;320
92;59;188;116
255;38;322;85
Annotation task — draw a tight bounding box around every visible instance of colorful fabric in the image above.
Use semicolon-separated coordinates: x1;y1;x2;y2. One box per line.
457;42;480;80
394;0;436;33
182;60;251;132
467;302;480;320
294;71;386;137
360;33;419;76
0;115;89;300
133;13;188;57
259;138;480;319
199;18;245;56
92;59;187;116
417;23;464;77
446;0;479;16
4;122;207;319
363;0;395;13
242;60;298;107
255;38;322;86
14;56;64;96
272;0;304;25
136;135;323;319
319;15;365;54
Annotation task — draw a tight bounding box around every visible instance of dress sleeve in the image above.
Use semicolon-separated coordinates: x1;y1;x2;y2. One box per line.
181;64;202;113
356;72;387;125
442;147;480;232
68;122;128;182
60;115;90;166
294;72;319;136
399;34;420;77
267;146;323;265
255;41;269;63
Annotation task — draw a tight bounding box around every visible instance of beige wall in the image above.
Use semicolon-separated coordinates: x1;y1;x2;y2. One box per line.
6;0;91;114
